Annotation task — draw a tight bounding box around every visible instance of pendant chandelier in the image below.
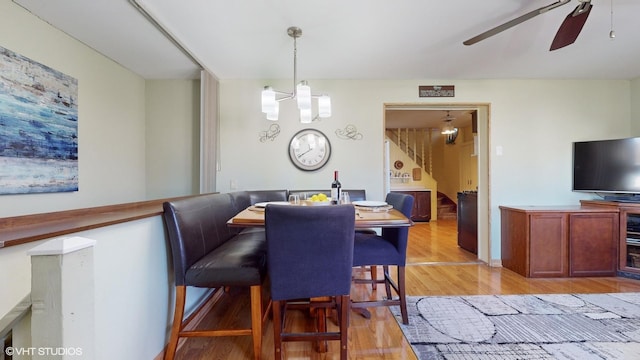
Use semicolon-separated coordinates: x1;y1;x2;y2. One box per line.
441;111;457;135
261;27;331;123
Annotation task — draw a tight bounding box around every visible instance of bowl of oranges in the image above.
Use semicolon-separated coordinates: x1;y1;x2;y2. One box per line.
303;193;331;206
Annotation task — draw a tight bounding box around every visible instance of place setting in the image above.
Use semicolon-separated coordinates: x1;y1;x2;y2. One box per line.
248;201;291;212
352;200;393;212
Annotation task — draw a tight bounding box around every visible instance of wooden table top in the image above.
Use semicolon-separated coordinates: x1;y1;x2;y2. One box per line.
228;205;412;228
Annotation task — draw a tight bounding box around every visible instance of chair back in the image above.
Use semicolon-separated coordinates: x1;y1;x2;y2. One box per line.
163;193;238;285
230;190;288;210
382;192;414;265
265;204;355;301
287;189;367;202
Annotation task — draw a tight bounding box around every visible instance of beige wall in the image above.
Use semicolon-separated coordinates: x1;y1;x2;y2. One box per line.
145;79;201;199
218;79;634;261
632;78;640;136
0;1;147;217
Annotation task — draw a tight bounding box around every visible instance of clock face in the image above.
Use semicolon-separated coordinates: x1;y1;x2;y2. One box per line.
288;129;331;171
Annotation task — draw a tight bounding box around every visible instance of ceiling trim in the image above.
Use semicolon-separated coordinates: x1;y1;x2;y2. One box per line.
128;0;205;74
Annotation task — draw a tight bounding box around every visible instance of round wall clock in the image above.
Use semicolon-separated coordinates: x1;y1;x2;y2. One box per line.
288;129;331;171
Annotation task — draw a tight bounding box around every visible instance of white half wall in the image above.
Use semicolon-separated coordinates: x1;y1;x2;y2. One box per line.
0;217;208;360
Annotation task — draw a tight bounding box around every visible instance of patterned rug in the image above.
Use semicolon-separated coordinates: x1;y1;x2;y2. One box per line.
390;293;640;359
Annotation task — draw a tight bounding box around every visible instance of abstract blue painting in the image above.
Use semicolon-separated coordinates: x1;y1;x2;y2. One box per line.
0;46;78;194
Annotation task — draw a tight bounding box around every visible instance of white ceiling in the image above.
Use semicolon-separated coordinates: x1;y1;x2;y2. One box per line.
13;0;640;81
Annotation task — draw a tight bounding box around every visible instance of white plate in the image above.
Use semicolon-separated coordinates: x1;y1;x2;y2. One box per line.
254;201;291;208
355;204;392;212
352;200;388;207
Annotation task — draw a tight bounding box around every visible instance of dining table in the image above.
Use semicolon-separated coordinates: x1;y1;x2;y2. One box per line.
227;201;412;353
227;202;413;228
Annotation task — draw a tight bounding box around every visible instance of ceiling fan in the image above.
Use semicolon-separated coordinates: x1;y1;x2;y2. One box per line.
463;0;593;51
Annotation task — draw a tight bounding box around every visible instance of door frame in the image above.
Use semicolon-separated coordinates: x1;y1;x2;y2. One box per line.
383;102;492;265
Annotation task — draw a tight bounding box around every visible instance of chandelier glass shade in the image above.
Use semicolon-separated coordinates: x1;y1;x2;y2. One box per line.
261;27;331;123
441;121;456;135
441;111;457;135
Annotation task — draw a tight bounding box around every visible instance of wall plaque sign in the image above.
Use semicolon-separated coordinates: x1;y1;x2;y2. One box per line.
418;85;455;98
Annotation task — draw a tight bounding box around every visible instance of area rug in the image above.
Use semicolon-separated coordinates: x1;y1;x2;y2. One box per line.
390;293;640;359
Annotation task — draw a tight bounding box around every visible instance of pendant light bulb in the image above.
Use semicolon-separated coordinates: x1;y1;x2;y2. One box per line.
609;0;616;39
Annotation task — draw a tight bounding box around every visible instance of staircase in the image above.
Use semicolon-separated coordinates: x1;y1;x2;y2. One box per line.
386;129;431;175
437;192;457;220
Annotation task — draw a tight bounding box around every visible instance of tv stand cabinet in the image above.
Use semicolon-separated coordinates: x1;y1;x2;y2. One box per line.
581;200;640;277
500;205;619;278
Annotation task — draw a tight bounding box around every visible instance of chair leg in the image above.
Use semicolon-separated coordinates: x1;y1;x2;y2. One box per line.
338;295;349;360
383;265;392;300
250;285;262;360
398;266;408;325
272;300;283;360
369;266;378;290
315;303;328;353
164;285;186;360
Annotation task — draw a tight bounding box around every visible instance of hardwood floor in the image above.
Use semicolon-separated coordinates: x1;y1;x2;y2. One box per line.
172;219;640;360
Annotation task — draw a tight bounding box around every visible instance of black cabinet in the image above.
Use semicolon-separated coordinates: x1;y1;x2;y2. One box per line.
457;192;477;254
625;213;640;272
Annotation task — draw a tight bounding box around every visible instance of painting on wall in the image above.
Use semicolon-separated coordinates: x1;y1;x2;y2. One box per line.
0;46;78;194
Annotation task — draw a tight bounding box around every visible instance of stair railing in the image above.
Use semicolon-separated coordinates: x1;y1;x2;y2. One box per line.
0;294;31;358
385;128;433;175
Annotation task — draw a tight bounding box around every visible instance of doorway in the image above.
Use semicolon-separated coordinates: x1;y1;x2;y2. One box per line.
384;103;491;265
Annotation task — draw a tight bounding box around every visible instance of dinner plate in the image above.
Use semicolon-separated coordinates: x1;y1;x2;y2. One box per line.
352;200;388;207
355;204;393;212
253;201;291;208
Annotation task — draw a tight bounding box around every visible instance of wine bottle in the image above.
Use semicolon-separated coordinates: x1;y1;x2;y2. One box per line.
331;170;341;204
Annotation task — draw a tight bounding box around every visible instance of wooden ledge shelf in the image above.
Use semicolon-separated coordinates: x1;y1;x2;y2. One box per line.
0;195;196;249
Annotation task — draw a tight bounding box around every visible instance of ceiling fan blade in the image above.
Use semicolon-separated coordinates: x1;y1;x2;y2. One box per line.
463;0;571;46
550;1;592;51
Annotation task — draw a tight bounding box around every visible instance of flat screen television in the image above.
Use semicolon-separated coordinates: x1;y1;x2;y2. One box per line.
573;137;640;199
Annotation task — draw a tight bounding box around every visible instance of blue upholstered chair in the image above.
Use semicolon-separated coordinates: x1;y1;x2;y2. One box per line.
265;204;355;360
351;192;414;324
